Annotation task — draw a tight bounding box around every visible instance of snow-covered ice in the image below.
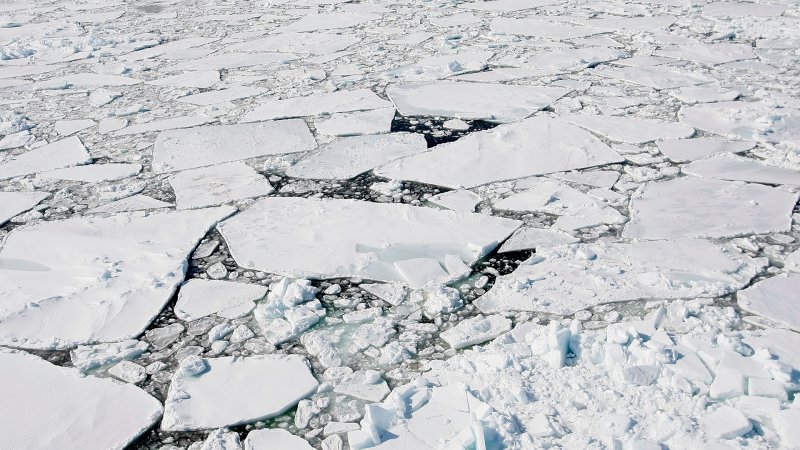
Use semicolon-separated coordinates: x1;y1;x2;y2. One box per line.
174;279;268;322
162;354;318;431
218;197;520;283
0;190;48;225
737;275;800;332
169;162;274;209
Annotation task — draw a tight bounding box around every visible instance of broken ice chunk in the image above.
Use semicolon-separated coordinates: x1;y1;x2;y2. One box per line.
175;279;267;322
700;405;752;439
0;136;90;180
0;190;48;225
170;162;274;209
152;120;316;173
498;227;579;253
253;277;324;344
217;197;519;284
682;153;800;186
285;133;427;180
54;119;95;136
623;176;798;240
241;89;392;122
244;428;314;450
375;117;623;188
40;163;142;183
737;275;800;332
386;81;569;123
441;315;512;349
427;189;481;213
162;355;318;431
656;138;754;162
314;107;395;136
0;206;234;349
0;349;162;449
564;114;695;144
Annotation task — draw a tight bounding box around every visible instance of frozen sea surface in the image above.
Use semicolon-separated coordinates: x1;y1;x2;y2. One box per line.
1;0;799;449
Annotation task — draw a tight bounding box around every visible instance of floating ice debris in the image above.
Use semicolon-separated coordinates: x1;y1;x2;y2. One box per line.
174;279;268;322
114;116;215;136
0;349;162;449
497;227;579;253
680;101;800;145
241;89;392;122
217;197;520;283
177;86;264;106
441;315;512;349
491;17;602;40
623;176;798;240
40;163;142;182
428;189;482;212
162;354;318;431
286;133;427;180
146;70;220;89
386;81;569;123
478;238;763;314
54;119;95;136
360;283;409;306
229;32;360;55
0;206;234;349
170;161;274;209
494;179;626;231
333;370;390;402
108;360;147;384
683;153;800;186
564;114;695;144
0;190;48;225
152;120;316;173
70;339;149;373
244;428;314;450
253;277;325;344
376;117;624;188
87;194;172;214
737;275;800;332
0;136;90;180
656;138;755;162
314;107;395;136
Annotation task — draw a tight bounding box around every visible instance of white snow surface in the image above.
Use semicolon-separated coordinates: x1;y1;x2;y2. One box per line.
217;197;520;284
0;349;162;450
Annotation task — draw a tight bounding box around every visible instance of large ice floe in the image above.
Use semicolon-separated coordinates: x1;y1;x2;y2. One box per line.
217;197;520;285
0;207;234;349
375;116;624;188
477;238;765;315
0;349;162;450
162;354;318;431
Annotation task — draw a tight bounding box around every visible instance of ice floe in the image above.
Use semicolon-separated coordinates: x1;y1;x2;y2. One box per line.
162;354;318;431
656;138;755;162
737;275;800;332
0;136;90;180
683;153;800;186
170;161;274;209
285;133;427;180
0;190;48;225
217;197;520;284
0;206;234;349
174;279;267;322
152;120;316;173
386;82;569;123
376;117;624;188
0;349;162;449
241;89;392;122
623;176;798;239
564;114;695;144
477;238;764;314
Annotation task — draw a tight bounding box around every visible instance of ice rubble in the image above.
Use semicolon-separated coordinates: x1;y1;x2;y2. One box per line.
0;349;162;450
493;179;626;231
152;120;316;173
162;354;318;431
174;279;268;322
285;133;427;180
169;161;274;209
253;277;325;345
0;136;90;180
217;197;520;284
477;238;764;315
0;206;234;349
386;82;569;123
737;275;800;332
375;116;624;188
0;190;48;225
623;176;798;240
